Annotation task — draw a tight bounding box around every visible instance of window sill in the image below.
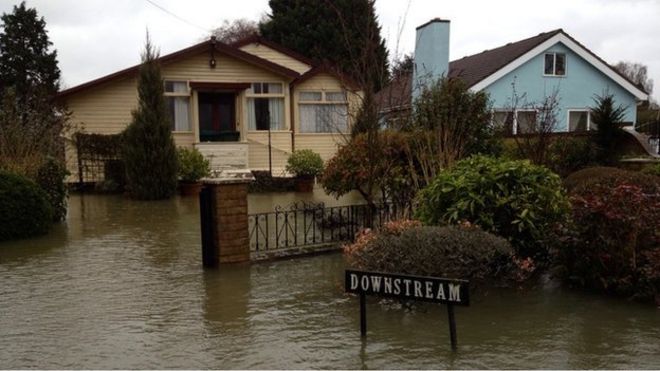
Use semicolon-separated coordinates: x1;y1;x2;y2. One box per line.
542;74;566;78
247;130;292;133
296;132;347;135
172;131;194;134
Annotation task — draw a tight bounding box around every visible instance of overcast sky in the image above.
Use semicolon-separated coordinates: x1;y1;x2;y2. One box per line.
1;0;658;98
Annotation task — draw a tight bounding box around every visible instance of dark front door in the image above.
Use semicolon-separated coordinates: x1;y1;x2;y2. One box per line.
198;92;239;142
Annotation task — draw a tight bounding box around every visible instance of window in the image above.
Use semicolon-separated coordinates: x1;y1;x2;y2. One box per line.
568;110;594;132
164;81;190;131
247;82;285;130
516;110;538;134
492;111;514;135
299;91;349;133
544;53;566;76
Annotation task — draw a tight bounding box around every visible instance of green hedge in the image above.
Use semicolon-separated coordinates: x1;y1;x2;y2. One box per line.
415;155;570;259
0;171;53;241
35;157;68;221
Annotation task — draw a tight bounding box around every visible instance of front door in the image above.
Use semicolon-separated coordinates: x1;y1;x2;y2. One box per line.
198;92;239;142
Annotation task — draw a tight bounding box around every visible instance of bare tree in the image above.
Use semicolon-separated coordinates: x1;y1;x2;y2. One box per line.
614;61;654;95
506;84;562;165
209;18;260;44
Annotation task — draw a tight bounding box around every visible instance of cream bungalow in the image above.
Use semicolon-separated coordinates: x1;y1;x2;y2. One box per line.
58;36;360;182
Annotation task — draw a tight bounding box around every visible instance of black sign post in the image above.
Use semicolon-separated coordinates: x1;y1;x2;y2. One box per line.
345;270;469;350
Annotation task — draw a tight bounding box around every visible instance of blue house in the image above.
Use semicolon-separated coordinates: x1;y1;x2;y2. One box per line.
379;18;649;135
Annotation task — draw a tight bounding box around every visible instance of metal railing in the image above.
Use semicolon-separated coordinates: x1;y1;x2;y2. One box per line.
248;201;400;252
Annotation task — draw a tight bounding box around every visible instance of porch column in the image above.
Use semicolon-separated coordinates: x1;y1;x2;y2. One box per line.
200;178;252;266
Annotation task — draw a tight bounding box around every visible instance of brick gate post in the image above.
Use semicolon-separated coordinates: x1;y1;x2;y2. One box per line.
200;178;252;265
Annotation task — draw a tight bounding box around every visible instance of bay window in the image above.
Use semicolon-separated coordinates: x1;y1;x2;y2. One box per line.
247;82;285;130
164;81;190;131
299;91;348;133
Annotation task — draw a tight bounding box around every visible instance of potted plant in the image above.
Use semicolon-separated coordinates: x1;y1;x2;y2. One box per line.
177;147;210;196
286;149;324;192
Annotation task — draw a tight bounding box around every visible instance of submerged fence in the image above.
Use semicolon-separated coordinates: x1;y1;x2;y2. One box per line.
248;201;401;252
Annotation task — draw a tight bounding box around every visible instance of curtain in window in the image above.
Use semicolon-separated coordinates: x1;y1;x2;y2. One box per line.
268;98;284;130
299;104;348;133
247;97;284;130
168;97;190;131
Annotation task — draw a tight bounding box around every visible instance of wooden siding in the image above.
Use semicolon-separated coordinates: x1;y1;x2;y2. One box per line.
239;43;312;74
295;133;347;162
247;131;292;173
291;72;361;162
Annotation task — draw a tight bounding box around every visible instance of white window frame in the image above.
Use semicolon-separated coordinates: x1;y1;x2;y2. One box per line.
513;109;538;135
298;90;349;134
246;82;287;131
567;109;593;132
543;52;567;77
163;80;191;132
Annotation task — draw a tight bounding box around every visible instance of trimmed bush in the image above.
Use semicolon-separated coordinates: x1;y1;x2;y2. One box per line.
286;149;324;178
557;182;660;302
35;157;68;221
564;166;660;194
546;137;600;177
344;221;518;284
415;155;570;259
177;147;210;182
641;162;660;178
0;171;52;241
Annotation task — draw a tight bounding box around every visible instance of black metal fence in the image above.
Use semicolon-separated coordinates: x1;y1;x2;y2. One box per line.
248;201;401;252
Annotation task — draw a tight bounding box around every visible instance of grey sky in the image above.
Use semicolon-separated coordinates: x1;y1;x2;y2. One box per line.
1;0;658;98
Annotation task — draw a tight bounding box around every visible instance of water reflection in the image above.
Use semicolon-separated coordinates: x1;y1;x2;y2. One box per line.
0;194;659;369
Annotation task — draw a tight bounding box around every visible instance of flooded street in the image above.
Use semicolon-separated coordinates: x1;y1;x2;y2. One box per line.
1;194;659;369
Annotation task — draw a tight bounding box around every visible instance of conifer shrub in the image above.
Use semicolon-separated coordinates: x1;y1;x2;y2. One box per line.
0;170;52;241
415;155;570;259
122;37;178;200
344;220;518;284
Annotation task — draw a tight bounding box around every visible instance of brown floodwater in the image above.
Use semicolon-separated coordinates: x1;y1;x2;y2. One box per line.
0;193;658;369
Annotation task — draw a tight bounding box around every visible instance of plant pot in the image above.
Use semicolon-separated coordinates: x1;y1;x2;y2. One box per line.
179;181;202;196
295;176;315;193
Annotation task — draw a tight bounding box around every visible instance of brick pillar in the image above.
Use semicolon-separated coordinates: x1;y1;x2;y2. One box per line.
201;179;251;264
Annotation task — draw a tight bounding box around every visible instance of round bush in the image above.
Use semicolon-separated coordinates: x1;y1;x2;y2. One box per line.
344;221;516;283
415;155;570;259
564;166;660;194
35;157;68;221
177;147;210;183
0;171;53;241
286;149;324;178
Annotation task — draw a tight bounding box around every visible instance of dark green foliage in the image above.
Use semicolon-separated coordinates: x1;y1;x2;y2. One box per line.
260;0;389;90
0;2;60;100
102;159;126;192
286;149;324;178
415;155;570;259
0;170;52;240
344;221;516;284
641;162;660;177
546;137;600;177
121;36;178;200
563;166;660;194
557;182;660;302
35;157;68;221
177;147;210;182
591;94;627;164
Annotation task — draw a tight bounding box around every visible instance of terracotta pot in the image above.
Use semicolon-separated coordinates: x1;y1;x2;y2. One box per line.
179;181;203;196
295;176;315;193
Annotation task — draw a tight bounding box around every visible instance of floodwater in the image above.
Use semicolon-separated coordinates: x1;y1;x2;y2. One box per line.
0;193;659;369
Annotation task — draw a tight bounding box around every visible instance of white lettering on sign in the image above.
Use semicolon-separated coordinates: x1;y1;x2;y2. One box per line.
449;283;461;302
345;270;468;306
425;281;434;299
350;273;359;290
384;277;392;294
